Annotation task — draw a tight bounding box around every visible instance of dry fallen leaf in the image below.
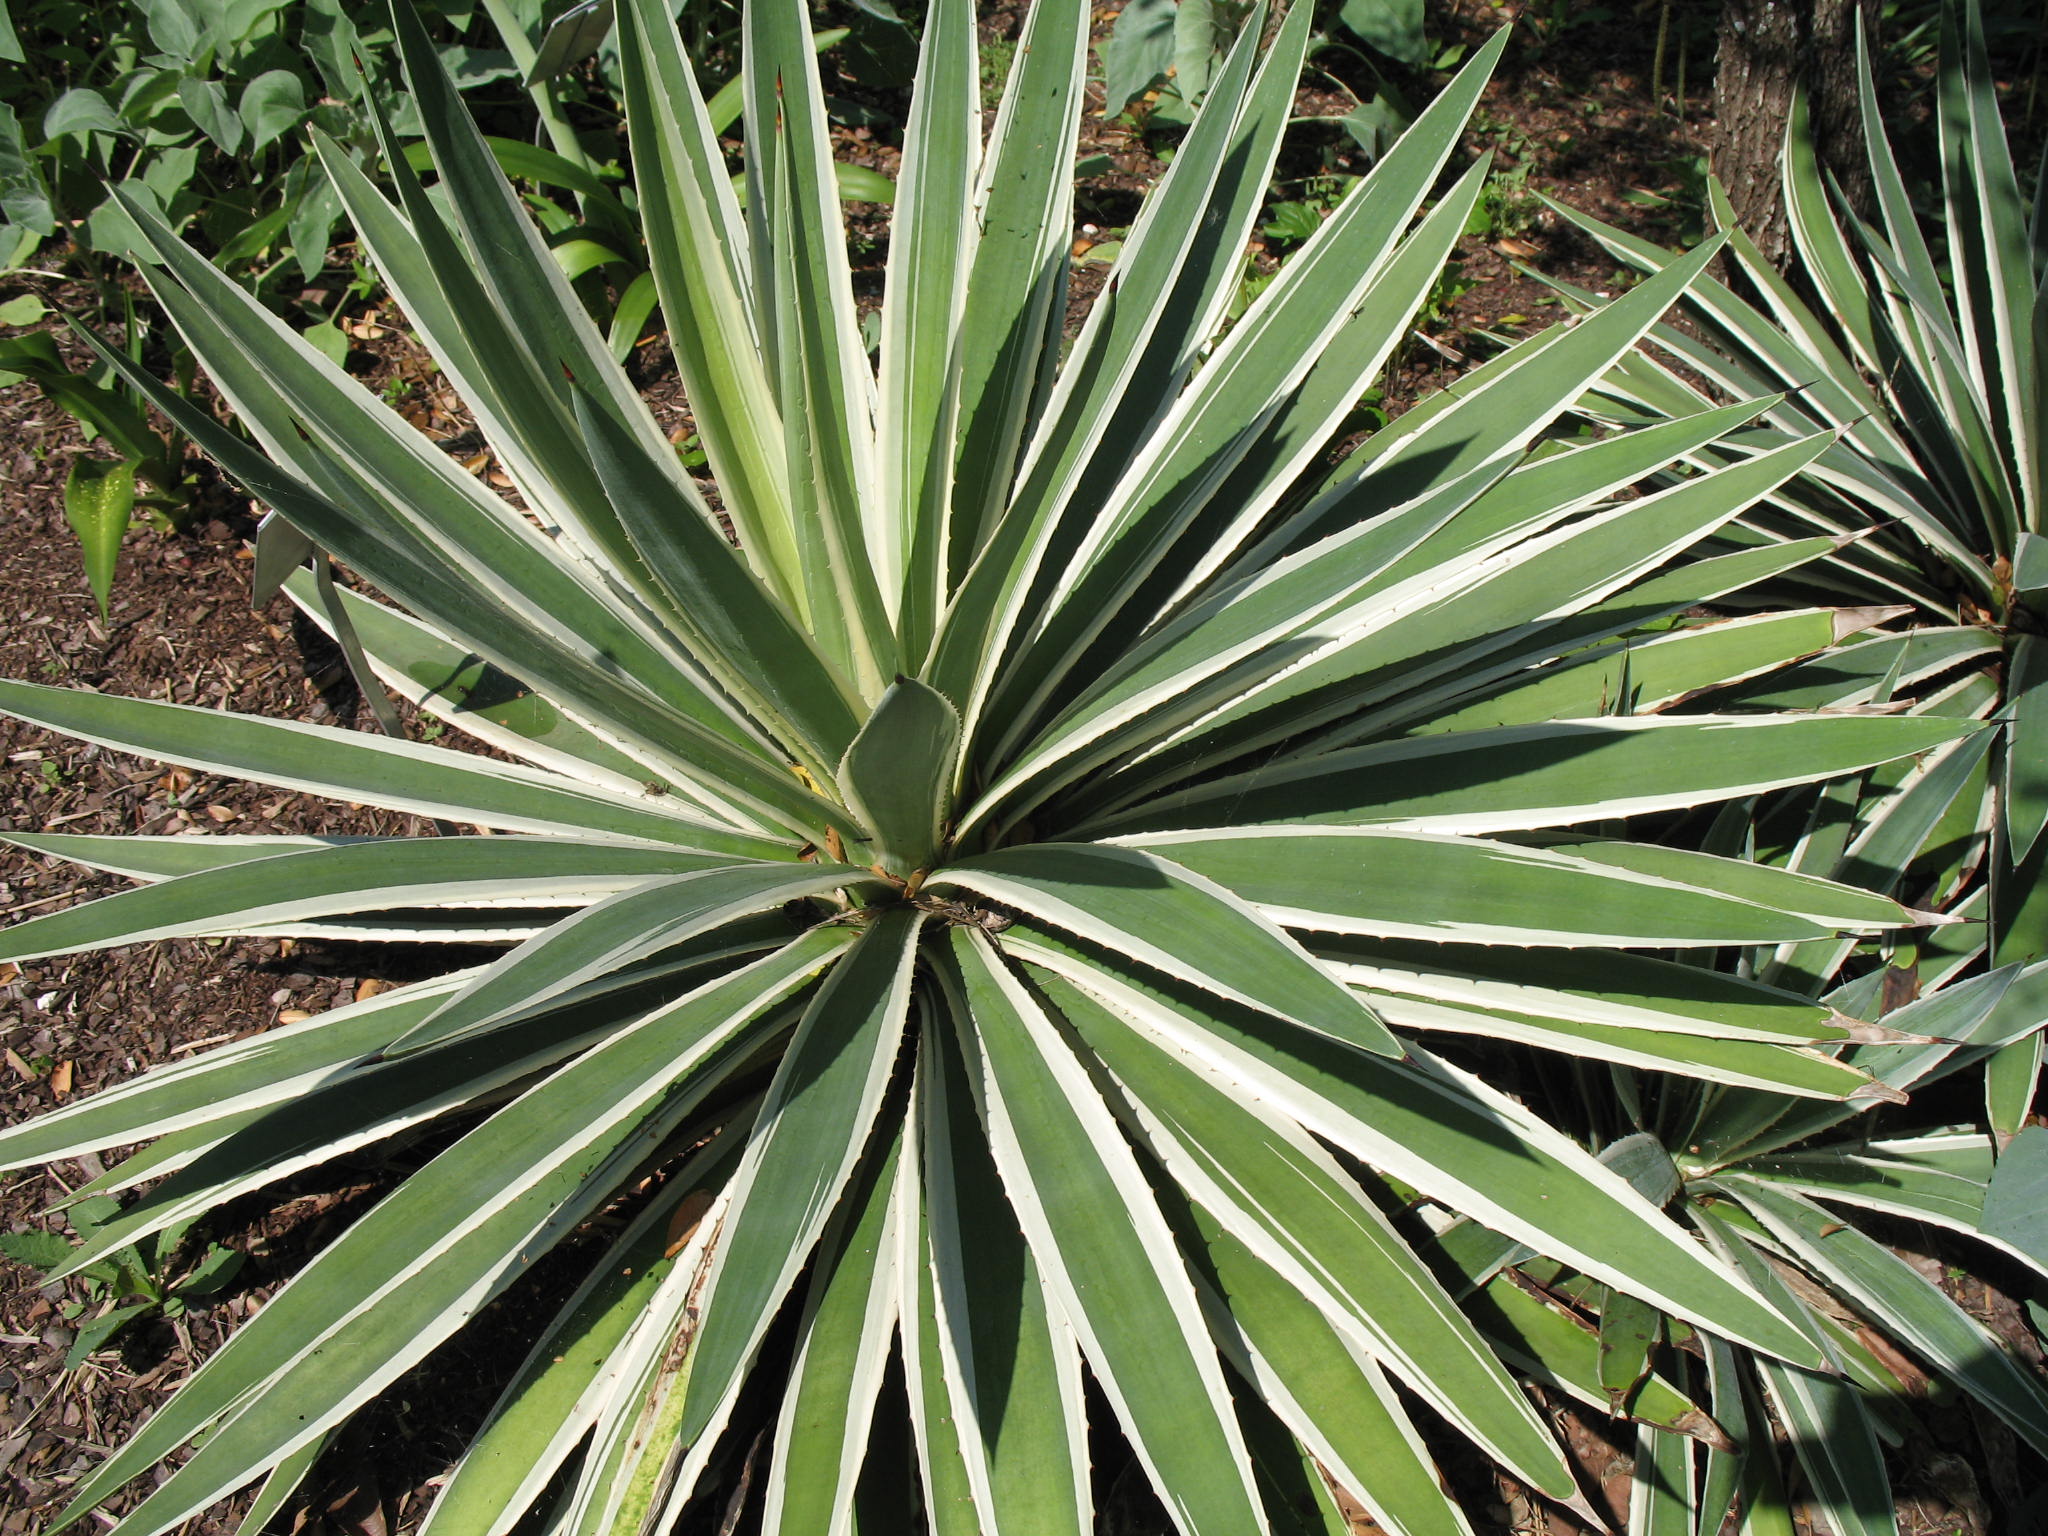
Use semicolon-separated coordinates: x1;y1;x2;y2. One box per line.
664;1188;716;1258
278;1009;314;1025
354;978;395;1002
205;805;240;823
48;1060;71;1097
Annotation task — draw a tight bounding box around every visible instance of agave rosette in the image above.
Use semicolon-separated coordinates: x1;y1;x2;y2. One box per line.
1434;949;2048;1536
0;2;1991;1531
1530;0;2047;1142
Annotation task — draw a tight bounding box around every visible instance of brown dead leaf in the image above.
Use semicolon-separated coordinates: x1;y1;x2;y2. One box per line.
48;1060;71;1097
159;768;193;794
354;978;394;1002
204;804;240;823
3;1047;35;1081
664;1189;715;1258
278;1009;314;1025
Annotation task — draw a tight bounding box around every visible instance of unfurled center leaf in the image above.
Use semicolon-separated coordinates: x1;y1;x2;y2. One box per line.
838;675;962;878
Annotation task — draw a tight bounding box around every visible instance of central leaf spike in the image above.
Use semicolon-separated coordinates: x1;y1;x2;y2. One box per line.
836;676;963;880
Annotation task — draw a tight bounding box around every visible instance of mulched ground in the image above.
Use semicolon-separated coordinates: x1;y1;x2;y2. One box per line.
0;1;2038;1532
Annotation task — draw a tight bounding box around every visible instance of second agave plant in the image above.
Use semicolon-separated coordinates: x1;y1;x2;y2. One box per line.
0;1;2010;1532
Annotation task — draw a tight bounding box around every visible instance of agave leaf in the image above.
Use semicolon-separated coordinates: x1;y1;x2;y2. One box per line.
315;121;623;572
384;0;667;498
1372;996;1891;1099
58;933;849;1536
762;1125;906;1536
1038;962;1574;1496
2003;633;2048;862
1738;1133;1996;1234
939;927;1270;1536
1938;0;2040;533
44;989;719;1285
903;1212;987;1536
669;909;923;1458
1276;237;1727;553
417;1138;745;1536
878;0;977;653
1104;431;1840;803
278;571;672;791
761;99;896;696
1983;1123;2048;1271
1628;1416;1697;1536
1191;1216;1490;1536
839;677;963;878
917;1019;1091;1536
0;679;792;857
1013;938;1823;1367
1752;1355;1898;1536
1097;715;1974;836
379;861;865;1055
925;0;1297;721
573;385;867;769
987;29;1513;741
5;833;389;881
937;842;1396;1053
1315;938;1856;1044
1727;1176;2048;1455
943;0;1088;576
116;199;740;751
1453;1271;1721;1439
0;838;743;962
613;0;801;600
997;156;1495;753
80;286;850;839
1113;828;1887;947
1390;605;1888;737
229;1433;329;1536
0;972;463;1168
1690;963;2028;1165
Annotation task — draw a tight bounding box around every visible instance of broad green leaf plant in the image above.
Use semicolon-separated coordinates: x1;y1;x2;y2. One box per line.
1538;1;2048;1138
0;1;2007;1531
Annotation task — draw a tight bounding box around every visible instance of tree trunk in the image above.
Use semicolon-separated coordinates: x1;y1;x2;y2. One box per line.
1713;0;1879;266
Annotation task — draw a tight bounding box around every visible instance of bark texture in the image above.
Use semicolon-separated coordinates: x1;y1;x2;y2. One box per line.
1713;0;1879;265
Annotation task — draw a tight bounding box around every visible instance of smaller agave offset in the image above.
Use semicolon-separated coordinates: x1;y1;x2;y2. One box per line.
1536;0;2048;1139
0;1;2011;1531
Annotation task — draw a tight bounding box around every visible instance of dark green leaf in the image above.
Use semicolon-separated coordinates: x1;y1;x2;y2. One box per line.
1339;0;1426;65
1101;0;1176;114
62;458;135;620
239;70;307;152
839;679;962;877
1983;1123;2048;1271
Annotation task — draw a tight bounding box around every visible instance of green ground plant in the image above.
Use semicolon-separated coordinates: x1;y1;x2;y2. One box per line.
0;1196;243;1369
0;1;2040;1533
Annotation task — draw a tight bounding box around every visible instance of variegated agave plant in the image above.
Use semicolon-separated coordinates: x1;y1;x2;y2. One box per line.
0;1;1996;1532
1397;5;2048;1516
1539;0;2048;1138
